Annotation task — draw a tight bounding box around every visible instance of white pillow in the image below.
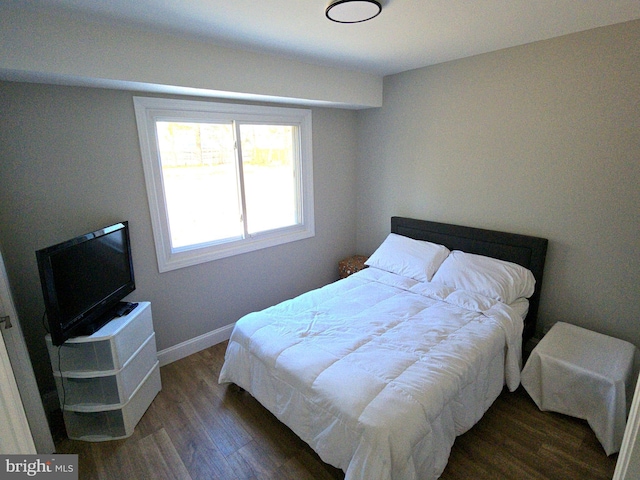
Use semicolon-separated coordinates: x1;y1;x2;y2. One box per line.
431;250;535;304
364;233;450;282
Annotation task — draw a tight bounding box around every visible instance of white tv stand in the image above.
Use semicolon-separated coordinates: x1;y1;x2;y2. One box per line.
45;301;161;441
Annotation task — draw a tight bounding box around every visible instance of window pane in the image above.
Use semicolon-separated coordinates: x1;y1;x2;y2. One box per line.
240;125;298;234
134;96;314;271
156;121;242;249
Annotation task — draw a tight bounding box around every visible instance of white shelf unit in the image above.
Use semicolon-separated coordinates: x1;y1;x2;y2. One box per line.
46;302;161;441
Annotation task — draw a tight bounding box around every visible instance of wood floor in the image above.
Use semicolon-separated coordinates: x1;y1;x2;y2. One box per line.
55;341;617;479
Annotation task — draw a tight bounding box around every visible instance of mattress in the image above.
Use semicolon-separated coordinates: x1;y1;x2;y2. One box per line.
219;267;525;480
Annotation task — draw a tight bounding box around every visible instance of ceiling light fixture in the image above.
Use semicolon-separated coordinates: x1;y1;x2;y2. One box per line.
325;0;382;24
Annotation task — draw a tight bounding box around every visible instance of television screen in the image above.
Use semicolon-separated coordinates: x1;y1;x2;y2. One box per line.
36;222;135;345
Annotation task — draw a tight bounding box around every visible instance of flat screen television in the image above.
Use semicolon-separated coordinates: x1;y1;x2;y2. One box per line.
36;221;135;346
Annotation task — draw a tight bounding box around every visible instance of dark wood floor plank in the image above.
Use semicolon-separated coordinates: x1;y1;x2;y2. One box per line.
151;381;238;479
279;449;344;480
55;341;618;480
441;386;616;480
90;439;145;480
166;358;254;457
68;438;98;480
234;439;283;478
137;428;192;480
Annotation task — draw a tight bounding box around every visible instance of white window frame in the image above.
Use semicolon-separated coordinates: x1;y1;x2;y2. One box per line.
133;97;314;272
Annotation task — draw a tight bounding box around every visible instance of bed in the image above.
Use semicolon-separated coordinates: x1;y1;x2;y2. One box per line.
219;217;548;479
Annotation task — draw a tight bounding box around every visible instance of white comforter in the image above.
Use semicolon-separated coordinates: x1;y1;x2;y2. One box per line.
219;268;524;480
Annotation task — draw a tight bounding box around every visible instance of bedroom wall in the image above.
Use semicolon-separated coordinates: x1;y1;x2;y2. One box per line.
355;19;640;345
0;82;359;394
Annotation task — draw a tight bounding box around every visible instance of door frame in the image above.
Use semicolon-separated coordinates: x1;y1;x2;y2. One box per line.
0;319;36;453
0;249;54;453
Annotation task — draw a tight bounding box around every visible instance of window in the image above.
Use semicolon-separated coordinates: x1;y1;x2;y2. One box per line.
134;97;314;272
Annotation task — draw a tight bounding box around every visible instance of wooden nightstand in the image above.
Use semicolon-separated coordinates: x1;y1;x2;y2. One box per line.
338;255;368;279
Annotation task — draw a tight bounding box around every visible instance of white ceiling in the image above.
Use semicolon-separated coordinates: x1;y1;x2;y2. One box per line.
12;0;640;76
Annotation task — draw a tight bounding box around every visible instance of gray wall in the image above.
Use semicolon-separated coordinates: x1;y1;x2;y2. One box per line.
356;20;640;344
0;83;358;393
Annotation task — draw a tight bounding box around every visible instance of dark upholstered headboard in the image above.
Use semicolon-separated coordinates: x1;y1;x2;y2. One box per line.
391;217;548;343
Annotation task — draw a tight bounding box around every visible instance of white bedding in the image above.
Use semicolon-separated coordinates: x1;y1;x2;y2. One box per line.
219;267;525;480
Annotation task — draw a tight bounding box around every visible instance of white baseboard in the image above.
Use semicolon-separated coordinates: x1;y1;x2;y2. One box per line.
157;323;235;366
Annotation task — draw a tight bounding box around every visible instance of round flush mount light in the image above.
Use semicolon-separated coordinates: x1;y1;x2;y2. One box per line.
325;0;382;23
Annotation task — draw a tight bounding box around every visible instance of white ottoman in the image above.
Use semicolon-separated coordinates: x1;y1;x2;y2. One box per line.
521;322;637;455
